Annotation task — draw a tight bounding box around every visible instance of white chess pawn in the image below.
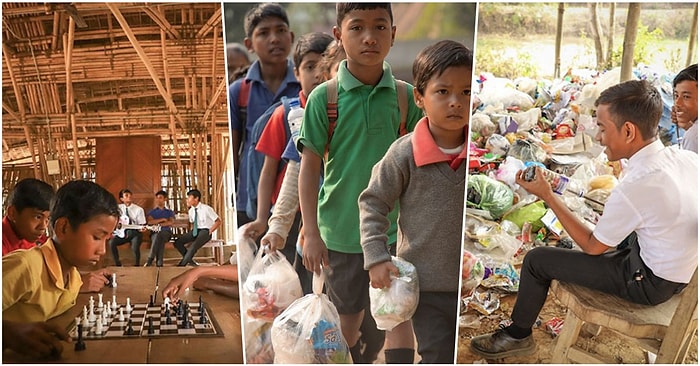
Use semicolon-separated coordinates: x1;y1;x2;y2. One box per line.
163;296;171;307
111;273;117;288
89;295;95;308
81;313;90;328
82;306;88;320
98;293;104;308
95;314;104;335
102;311;109;326
112;295;117;309
88;304;96;323
118;308;125;322
126;297;132;313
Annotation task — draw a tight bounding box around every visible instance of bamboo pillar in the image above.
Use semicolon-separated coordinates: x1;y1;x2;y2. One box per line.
687;3;698;67
65;17;81;178
554;3;565;79
620;3;641;82
160;20;184;196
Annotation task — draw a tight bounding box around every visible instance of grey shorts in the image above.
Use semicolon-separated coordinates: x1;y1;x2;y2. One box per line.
325;249;370;314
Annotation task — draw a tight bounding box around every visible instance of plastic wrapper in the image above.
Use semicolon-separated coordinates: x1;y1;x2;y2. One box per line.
501;201;547;232
467;289;500;315
271;272;351;364
507;138;548;164
243;248;302;322
466;175;514;219
471;113;497;138
464;213;522;262
462;250;484;297
485;133;510;156
244;318;275;364
493;156;525;191
480;261;520;292
369;256;419;331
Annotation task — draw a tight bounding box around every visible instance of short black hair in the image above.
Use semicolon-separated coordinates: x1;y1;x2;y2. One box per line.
7;178;55;212
673;63;698;87
118;188;132;199
595;79;662;140
187;189;202;200
51;180;120;230
244;3;289;38
293;32;334;71
412;40;473;95
155;190;168;198
336;3;393;28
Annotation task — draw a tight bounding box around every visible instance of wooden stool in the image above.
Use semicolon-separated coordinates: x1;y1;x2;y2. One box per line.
551;268;698;364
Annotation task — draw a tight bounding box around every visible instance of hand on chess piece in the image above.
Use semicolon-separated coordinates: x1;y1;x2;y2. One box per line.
162;265;239;301
2;320;71;359
79;268;112;293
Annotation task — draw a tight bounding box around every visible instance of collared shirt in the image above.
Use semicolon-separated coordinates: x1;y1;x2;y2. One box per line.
228;59;301;210
147;206;175;232
593;140;698;283
411;117;468;170
3;238;82;322
119;203;146;225
681;119;698;153
189;203;219;230
2;216;38;256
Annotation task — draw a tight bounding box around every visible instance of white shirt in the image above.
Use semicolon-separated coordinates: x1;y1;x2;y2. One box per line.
681;120;698;153
189;203;219;230
593;140;698;283
119;203;146;225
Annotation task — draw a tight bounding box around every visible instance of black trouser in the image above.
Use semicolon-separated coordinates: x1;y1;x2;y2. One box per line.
147;230;172;266
173;229;211;266
511;233;688;329
110;229;143;266
412;291;458;364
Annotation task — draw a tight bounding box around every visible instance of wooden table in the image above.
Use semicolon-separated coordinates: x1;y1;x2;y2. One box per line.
3;266;242;364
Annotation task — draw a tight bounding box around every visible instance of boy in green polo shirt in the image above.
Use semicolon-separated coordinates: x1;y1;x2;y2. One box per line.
296;3;423;363
3;180;120;359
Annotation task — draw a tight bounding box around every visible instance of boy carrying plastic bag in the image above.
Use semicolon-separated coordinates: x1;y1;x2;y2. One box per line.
271;270;351;364
368;256;419;331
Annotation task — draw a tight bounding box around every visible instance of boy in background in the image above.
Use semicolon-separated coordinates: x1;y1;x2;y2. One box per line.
297;3;423;363
3;180;120;358
2;178;54;255
228;3;300;226
242;31;334;272
671;63;698;152
360;40;472;364
109;188;146;266
144;190;175;267
173;189;221;267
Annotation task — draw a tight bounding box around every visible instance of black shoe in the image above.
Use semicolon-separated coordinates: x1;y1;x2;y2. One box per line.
156;260;163;267
114;261;122;267
470;325;536;359
144;258;154;267
187;259;200;267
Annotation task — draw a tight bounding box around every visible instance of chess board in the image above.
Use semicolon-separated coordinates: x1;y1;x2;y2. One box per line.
69;302;223;339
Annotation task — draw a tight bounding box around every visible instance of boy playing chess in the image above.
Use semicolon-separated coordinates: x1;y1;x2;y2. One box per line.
2;180;120;359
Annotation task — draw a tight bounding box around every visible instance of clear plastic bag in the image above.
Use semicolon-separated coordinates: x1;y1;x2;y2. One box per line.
238;231;258;284
369;256;420;331
242;247;302;322
271;272;351;364
244;318;275;364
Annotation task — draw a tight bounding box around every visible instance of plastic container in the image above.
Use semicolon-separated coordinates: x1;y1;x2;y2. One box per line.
524;166;585;197
287;99;304;135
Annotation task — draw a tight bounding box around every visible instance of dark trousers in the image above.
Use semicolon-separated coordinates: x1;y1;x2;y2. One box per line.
412;291;458;364
147;230;172;266
511;233;688;329
173;229;211;266
110;229;143;266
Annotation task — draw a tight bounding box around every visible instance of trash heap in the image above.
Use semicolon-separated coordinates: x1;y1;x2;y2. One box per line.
461;64;678;334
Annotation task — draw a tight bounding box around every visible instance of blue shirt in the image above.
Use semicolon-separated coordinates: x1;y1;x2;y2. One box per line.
228;59;300;212
147;207;175;232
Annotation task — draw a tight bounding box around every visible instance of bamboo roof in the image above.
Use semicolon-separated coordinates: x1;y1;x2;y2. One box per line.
2;2;229;165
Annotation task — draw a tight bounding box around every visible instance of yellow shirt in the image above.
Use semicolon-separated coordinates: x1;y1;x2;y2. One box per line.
2;238;82;322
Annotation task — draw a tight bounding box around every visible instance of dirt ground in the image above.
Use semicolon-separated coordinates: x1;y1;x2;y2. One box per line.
457;290;698;364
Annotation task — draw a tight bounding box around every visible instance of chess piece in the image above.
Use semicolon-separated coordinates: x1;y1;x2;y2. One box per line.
102;311;109;326
200;312;208;325
149;295;154;307
89;296;95;308
111;273;117;288
118;308;125;322
147;316;155;335
165;310;172;325
81;307;90;328
98;293;104;308
163;296;171;307
112;295;118;309
125;297;132;313
88;304;96;323
95;314;104;335
125;319;134;335
74;324;86;351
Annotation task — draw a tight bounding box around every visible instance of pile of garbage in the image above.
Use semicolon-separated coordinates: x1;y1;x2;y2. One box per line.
461;63;678;328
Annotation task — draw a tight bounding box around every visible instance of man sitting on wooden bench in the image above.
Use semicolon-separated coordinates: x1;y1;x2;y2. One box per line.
470;79;698;359
173;189;221;267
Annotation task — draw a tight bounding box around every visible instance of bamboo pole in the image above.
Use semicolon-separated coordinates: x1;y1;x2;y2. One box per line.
3;43;39;178
161;21;184;191
107;3;188;131
142;5;180;39
687;3;698;67
620;3;641;82
65;17;81;178
188;134;195;189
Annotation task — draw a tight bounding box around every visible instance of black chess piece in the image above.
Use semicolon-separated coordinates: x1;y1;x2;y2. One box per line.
183;315;191;329
165;311;172;325
125;319;135;335
148;295;154;307
200;312;208;325
75;324;86;351
147;316;155;335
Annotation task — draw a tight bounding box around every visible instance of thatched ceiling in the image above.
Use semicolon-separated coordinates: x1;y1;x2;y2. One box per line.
2;2;228;165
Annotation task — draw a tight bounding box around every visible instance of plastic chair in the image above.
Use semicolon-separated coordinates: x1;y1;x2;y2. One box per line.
551;267;698;364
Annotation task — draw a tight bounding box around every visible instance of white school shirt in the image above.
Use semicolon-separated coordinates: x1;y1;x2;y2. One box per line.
119;203;146;225
189;203;219;230
593;140;698;283
681;120;698;153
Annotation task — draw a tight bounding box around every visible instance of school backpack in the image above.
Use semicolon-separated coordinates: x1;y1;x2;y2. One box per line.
245;96;296;219
236;79;252;156
324;77;409;157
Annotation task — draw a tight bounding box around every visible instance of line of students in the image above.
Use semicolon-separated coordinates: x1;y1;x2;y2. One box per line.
229;3;471;363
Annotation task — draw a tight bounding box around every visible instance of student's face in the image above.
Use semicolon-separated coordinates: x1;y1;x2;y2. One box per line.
334;8;395;70
673;80;698;130
54;214;117;267
120;192;132;205
294;52;324;97
7;206;50;243
245;18;293;65
595;104;630;162
414;66;472;138
186;195;199;208
155;194;167;207
227;51;249;77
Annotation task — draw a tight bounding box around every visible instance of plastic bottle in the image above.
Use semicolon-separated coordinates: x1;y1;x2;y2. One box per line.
523;166;585;197
287;99;304;136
